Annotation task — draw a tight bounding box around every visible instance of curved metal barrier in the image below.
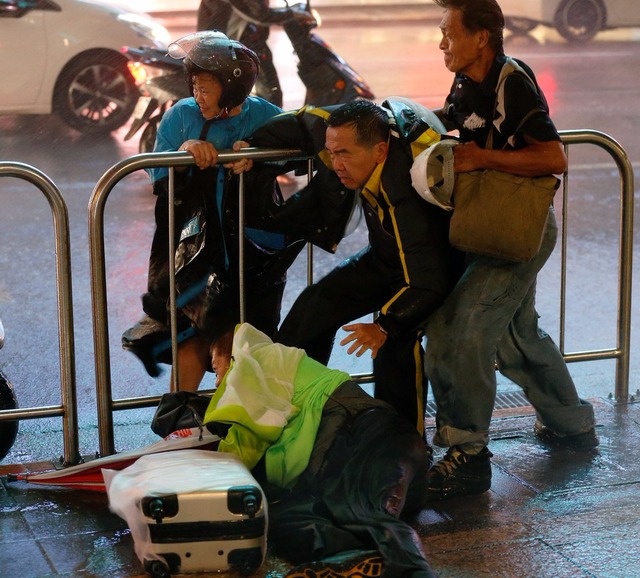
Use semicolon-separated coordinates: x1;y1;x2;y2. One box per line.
88;149;305;456
558;131;635;402
3;131;629;460
88;131;634;457
0;162;80;466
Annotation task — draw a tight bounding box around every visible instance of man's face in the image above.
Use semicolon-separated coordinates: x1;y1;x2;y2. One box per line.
438;8;484;76
192;73;224;120
325;123;388;190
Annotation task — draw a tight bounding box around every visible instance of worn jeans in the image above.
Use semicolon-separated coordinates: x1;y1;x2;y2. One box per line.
425;208;595;451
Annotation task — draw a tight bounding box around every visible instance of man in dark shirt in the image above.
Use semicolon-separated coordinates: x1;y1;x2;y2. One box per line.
425;0;597;500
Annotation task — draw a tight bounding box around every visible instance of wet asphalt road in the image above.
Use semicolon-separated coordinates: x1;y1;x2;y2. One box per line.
0;14;639;461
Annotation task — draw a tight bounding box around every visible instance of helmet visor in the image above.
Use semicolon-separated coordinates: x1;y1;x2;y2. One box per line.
168;31;231;67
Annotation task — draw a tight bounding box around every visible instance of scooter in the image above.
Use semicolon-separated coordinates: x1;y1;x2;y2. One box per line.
122;45;187;153
0;318;19;461
123;0;374;153
282;1;374;106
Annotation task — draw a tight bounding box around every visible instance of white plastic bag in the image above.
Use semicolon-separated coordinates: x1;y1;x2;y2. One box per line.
103;449;266;568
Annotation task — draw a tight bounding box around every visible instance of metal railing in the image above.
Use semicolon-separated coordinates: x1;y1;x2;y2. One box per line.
88;149;306;456
1;129;633;461
88;132;634;456
557;130;635;401
0;162;80;466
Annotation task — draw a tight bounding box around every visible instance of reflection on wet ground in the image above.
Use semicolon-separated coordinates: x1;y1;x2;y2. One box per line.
2;397;639;578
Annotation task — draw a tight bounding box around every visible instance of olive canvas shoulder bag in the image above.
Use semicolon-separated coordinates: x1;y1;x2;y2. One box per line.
449;59;561;262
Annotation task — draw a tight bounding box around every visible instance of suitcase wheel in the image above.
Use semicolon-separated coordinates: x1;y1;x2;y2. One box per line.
228;486;262;517
144;559;171;578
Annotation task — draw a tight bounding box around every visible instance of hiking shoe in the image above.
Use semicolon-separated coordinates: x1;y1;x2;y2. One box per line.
427;446;492;500
534;421;599;450
285;550;383;578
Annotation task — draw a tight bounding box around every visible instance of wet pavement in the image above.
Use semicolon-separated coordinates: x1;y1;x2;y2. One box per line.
1;396;639;578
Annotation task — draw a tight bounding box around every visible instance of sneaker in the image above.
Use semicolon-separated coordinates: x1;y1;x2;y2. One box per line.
427;445;492;500
534;422;599;450
285;551;383;578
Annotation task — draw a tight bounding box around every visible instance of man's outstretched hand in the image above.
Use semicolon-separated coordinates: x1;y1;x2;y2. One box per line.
340;322;387;359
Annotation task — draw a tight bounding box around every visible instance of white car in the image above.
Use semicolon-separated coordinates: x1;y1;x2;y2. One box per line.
0;0;171;134
501;0;639;42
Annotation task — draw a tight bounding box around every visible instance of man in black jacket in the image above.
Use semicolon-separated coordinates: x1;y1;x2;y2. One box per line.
241;99;463;437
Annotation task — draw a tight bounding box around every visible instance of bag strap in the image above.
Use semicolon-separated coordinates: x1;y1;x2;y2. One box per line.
486;57;540;150
486;108;540;150
199;118;214;141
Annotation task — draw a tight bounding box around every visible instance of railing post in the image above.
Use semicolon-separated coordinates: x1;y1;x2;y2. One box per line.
559;130;634;401
0;162;81;466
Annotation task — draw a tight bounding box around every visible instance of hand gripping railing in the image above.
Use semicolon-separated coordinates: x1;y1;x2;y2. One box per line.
88;149;306;456
0;162;80;466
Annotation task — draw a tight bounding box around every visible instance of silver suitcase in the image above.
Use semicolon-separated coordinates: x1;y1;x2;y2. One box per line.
106;449;267;577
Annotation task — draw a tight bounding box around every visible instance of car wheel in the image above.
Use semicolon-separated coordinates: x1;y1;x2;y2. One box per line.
53;51;138;134
554;0;606;42
505;17;538;33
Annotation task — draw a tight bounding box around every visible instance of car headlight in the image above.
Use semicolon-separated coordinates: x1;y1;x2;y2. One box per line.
117;13;171;47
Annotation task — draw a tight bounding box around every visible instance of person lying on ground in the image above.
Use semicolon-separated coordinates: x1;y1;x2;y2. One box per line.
203;322;438;578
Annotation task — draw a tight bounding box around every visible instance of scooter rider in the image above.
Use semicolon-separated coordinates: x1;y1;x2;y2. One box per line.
122;32;297;391
197;0;315;107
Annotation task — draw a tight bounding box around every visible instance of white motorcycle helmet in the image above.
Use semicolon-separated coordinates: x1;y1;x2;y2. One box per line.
410;139;458;211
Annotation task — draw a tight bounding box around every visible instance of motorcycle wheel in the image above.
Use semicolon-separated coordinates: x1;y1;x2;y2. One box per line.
0;370;18;461
139;121;159;155
53;51;138;134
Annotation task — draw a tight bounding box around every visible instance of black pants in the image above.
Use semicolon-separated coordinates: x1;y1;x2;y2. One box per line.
196;2;283;108
143;193;184;323
276;248;427;434
240;30;283;108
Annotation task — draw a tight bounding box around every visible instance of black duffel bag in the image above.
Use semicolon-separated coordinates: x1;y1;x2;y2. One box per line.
151;391;231;439
151;391;212;438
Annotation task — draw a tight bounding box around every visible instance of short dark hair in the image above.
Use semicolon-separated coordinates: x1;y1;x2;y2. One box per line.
326;99;389;147
434;0;505;54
